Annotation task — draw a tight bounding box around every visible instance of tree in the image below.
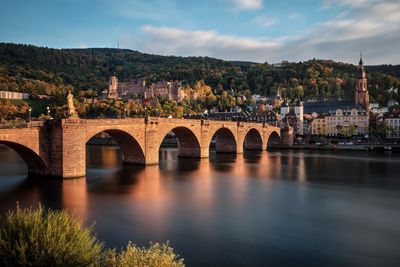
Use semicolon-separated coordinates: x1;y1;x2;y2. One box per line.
347;125;356;137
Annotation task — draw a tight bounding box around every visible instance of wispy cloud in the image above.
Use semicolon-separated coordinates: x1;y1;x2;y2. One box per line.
138;25;279;61
230;0;263;11
322;0;372;9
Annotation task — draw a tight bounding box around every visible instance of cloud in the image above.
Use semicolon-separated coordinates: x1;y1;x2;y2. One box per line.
138;25;279;61
134;0;400;64
322;0;372;8
230;0;263;11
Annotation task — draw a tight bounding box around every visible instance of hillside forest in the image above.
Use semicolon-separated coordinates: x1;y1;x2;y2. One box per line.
0;43;399;120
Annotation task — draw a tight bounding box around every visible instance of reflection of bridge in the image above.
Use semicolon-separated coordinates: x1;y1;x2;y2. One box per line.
0;118;280;178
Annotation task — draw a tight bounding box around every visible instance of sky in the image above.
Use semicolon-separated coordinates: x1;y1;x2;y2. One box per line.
1;0;399;65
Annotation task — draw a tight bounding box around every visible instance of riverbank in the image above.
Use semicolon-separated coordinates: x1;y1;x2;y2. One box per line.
275;144;400;152
89;137;400;152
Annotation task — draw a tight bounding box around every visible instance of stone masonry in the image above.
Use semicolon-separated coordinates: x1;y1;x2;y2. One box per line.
0;118;281;178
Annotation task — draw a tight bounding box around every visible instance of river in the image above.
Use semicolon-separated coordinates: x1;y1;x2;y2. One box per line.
0;145;399;267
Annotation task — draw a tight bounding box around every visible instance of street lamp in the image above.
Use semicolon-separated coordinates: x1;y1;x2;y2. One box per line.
28;108;32;127
46;106;50;117
124;108;127;119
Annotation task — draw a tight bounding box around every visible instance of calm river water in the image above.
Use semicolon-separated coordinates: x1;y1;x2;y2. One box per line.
0;145;400;267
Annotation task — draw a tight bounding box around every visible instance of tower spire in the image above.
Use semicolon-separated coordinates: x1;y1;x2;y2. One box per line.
359;50;363;65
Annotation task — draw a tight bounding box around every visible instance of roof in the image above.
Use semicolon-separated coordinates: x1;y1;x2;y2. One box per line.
327;108;367;116
294;98;303;106
304;100;356;114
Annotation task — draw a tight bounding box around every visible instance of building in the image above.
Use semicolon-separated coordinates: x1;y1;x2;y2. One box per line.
355;55;370;110
105;76;189;102
246;110;280;126
280;101;289;117
150;81;185;101
304;99;355;114
279;99;304;135
294;98;304;135
0;90;30;100
208;111;245;121
119;78;147;98
303;115;313;136
107;75;119;99
384;112;400;139
326;108;369;137
311;115;326;136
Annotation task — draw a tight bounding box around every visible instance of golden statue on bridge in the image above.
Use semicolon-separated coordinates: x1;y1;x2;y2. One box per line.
66;91;78;118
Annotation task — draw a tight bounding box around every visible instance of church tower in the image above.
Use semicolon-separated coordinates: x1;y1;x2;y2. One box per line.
355;54;369;110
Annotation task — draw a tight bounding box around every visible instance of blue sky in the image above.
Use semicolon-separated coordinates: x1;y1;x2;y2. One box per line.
1;0;399;64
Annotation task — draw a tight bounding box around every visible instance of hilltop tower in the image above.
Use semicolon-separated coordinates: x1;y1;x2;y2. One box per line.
355;54;369;110
107;75;119;99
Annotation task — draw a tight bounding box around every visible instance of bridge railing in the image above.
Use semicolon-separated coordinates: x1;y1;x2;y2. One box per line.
0;120;44;129
0;117;276;129
59;117;272;127
61;118;145;125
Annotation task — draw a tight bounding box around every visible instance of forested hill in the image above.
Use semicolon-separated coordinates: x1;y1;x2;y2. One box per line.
1;43;399;104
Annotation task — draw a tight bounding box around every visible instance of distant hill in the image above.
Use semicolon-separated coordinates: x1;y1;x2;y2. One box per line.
0;43;399;105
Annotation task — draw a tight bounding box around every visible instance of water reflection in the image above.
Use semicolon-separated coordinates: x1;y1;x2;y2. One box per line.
0;145;400;267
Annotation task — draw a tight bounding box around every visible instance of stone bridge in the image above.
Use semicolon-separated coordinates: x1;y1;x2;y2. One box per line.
0;118;281;178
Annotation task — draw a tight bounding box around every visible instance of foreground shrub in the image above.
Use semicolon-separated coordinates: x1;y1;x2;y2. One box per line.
0;205;103;267
103;241;185;267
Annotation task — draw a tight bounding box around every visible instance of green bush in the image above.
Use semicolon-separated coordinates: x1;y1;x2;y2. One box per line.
0;204;103;267
0;205;185;267
102;241;185;267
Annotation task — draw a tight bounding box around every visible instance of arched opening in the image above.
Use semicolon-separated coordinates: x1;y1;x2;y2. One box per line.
267;131;281;150
209;128;237;154
0;141;48;176
86;129;145;168
243;129;263;151
159;127;201;159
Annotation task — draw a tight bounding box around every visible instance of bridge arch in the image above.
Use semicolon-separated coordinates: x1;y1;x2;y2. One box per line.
0;141;48;176
209;127;237;153
86;129;145;164
267;130;281;150
243;128;263;151
158;126;201;158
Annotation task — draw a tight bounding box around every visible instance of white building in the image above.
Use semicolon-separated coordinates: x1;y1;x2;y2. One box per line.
280;101;289;117
294;99;304;135
0;90;30;100
325;108;369;137
384;113;400;139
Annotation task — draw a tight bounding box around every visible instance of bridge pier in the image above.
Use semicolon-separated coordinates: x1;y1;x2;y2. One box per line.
48;122;87;178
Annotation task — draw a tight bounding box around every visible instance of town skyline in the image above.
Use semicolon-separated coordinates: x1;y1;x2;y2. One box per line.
1;0;400;65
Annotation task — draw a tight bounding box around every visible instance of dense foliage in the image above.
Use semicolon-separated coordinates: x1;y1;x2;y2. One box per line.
1;43;400;120
0;204;103;267
103;242;184;267
0;205;185;267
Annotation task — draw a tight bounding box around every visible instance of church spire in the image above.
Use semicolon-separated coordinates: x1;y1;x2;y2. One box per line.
359;50;364;66
355;52;369;110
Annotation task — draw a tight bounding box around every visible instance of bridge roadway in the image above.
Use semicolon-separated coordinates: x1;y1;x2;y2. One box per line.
0;117;281;178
